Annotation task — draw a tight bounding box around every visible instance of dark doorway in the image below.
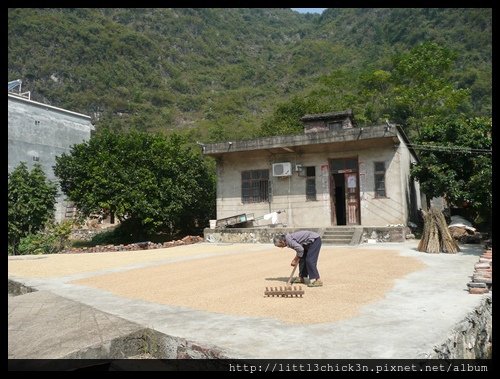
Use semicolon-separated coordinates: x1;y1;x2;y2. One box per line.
333;173;346;225
330;157;360;225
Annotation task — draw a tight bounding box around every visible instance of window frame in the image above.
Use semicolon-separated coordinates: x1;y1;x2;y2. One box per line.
241;169;270;203
374;161;386;198
305;166;317;201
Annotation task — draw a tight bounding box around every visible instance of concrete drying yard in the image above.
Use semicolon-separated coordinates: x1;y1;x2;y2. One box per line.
8;240;491;360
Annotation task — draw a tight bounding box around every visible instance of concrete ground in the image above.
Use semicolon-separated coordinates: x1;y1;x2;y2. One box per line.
8;240;489;359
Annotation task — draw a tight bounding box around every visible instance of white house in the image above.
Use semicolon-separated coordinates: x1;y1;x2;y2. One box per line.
202;110;425;242
8;89;94;221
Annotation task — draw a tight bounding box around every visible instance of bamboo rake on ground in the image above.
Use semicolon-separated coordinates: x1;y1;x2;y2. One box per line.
264;263;305;298
264;286;304;297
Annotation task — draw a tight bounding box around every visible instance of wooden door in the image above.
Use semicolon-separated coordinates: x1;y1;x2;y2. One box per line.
330;158;360;225
345;173;359;225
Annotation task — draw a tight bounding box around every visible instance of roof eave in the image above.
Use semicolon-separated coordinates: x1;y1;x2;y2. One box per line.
203;124;401;156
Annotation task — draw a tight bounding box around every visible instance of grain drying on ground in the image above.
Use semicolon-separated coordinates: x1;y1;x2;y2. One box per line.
69;246;426;324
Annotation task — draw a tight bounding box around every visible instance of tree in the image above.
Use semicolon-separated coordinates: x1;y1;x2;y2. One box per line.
8;162;58;255
54;130;216;239
258;42;478;138
389;43;491;229
390;42;471;140
410;116;492;227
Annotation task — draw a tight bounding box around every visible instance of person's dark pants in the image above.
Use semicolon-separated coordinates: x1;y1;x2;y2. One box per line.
298;237;321;280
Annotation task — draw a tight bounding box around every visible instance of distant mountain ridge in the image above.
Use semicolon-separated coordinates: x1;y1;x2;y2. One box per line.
8;8;491;140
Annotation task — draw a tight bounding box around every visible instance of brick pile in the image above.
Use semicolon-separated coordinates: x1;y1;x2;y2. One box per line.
62;235;204;254
467;247;492;294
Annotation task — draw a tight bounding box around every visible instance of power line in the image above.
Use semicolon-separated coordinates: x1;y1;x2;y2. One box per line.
405;143;492;155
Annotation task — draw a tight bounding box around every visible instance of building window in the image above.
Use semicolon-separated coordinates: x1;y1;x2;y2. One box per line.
32;156;39;162
306;166;316;201
242;169;269;203
374;162;386;198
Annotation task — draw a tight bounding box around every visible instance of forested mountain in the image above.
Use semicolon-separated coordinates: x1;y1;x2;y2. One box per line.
8;8;491;142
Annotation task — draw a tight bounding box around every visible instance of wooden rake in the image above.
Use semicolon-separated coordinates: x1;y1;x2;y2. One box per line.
264;264;305;298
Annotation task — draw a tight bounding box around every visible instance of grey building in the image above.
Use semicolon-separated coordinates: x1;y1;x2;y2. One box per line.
202;110;425;229
8;92;94;221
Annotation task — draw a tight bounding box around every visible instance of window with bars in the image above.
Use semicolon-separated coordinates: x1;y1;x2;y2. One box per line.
241;169;269;203
306;166;316;201
374;161;386;198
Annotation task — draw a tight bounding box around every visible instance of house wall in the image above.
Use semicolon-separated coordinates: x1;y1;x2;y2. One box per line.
214;142;418;227
358;146;405;226
8;95;94;222
395;134;423;224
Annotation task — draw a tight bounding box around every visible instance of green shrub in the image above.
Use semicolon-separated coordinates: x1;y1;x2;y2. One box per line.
8;162;58;255
18;233;56;255
17;220;74;255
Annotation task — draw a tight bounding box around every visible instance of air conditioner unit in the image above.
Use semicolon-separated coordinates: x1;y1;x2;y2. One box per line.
272;162;292;177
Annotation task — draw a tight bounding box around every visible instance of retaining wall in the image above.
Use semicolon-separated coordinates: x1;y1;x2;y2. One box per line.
203;226;407;244
430;295;492;359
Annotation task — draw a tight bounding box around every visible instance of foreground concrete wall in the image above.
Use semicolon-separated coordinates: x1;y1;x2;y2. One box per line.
61;328;230;360
214;143;415;228
8;94;94;221
430;295;492;359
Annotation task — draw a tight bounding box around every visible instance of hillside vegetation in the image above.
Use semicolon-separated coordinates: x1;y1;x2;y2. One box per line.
8;8;491;141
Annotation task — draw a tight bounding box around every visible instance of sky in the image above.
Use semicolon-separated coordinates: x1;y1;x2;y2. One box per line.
291;8;327;14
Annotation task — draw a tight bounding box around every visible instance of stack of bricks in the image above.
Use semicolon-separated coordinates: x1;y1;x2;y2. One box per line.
467;247;492;294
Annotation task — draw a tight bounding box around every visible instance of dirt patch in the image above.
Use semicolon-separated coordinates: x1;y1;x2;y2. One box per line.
71;246;426;324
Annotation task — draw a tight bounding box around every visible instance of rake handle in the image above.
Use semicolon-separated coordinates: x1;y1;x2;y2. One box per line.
286;264;298;286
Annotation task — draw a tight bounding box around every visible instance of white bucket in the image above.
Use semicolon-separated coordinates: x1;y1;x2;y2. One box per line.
209;220;217;229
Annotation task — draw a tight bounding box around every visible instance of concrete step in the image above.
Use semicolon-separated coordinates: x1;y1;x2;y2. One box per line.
322;228;355;245
323;240;353;245
323;229;355;232
323;232;354;237
321;234;353;240
323;236;353;240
